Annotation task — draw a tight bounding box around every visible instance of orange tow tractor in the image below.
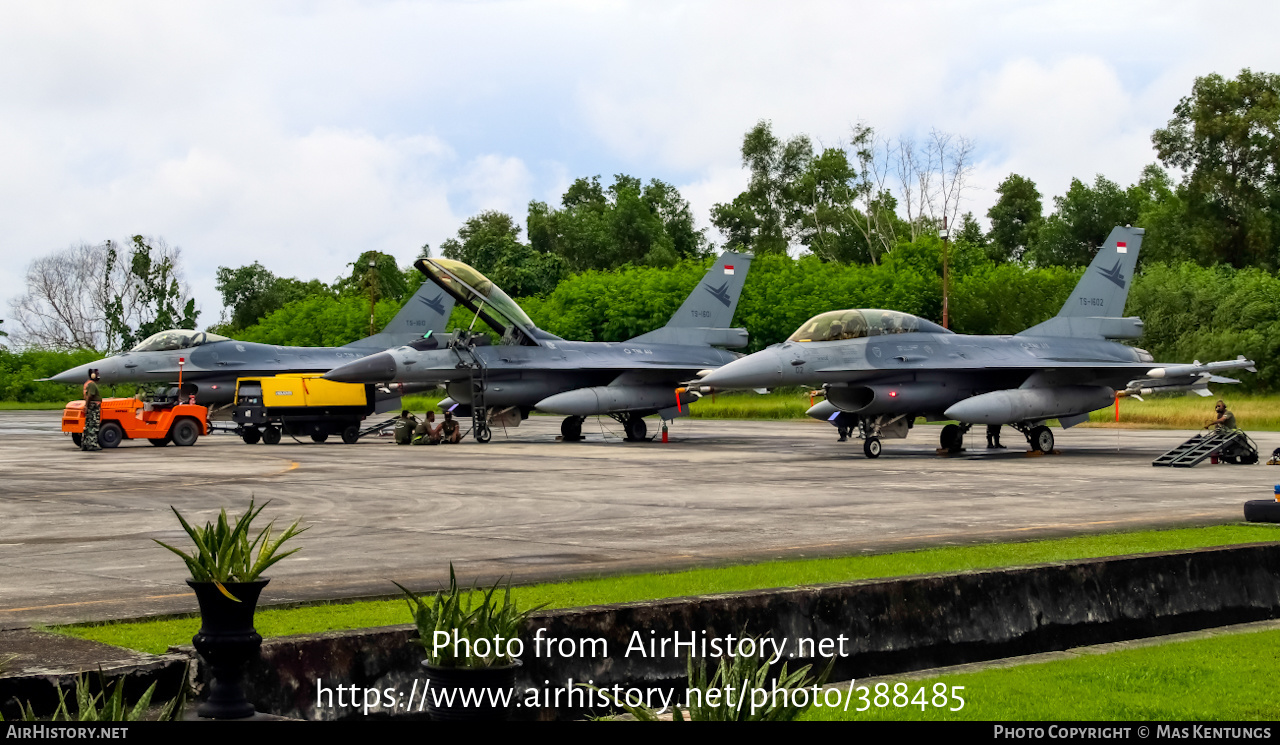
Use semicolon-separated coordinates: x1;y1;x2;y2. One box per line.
62;397;209;449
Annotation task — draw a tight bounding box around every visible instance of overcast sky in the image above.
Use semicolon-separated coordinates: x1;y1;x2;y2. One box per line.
3;1;1278;328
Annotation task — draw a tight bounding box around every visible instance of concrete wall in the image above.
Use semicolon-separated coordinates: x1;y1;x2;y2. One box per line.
214;542;1280;720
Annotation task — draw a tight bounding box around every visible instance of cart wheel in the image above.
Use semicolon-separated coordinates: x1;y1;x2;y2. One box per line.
864;436;882;458
149;437;171;447
170;418;199;447
241;427;261;445
262;425;281;445
475;422;492;443
72;433;83;447
341;425;360;444
98;422;123;449
311;433;329;443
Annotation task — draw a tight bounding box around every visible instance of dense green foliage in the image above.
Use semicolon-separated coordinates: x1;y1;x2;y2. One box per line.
0;348;134;402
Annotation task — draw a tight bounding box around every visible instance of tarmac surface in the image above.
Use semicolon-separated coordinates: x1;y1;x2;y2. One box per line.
0;409;1273;627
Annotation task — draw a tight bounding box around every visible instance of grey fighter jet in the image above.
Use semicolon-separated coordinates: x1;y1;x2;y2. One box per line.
699;227;1256;458
323;251;754;442
47;281;456;408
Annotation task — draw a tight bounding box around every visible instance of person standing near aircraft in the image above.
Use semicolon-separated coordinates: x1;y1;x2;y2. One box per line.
81;369;102;452
986;425;1005;449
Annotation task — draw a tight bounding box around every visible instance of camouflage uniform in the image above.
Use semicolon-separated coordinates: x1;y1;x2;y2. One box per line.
82;379;102;451
393;414;417;445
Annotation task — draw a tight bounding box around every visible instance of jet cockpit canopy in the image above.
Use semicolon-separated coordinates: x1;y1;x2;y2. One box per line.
414;258;539;345
786;309;949;343
130;329;230;352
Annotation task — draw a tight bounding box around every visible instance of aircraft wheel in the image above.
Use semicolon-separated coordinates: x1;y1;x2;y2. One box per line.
475;422;492;443
171;418;200;447
940;424;963;452
1031;426;1054;453
625;416;647;442
262;425;281;445
98;422;123;449
561;416;583;440
863;436;882;459
148;437;171;447
311;433;329;443
341;425;360;444
72;433;83;447
241;427;261;445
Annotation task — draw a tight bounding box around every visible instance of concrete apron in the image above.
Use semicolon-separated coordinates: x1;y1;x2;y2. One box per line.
5;542;1279;720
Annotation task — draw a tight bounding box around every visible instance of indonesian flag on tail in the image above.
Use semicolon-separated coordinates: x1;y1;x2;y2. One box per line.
724;265;735;275
1116;242;1127;253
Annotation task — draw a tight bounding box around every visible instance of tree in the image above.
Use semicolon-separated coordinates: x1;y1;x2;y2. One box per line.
529;175;705;274
986;174;1043;263
214;263;331;333
711;121;813;255
8;236;197;352
1151;68;1280;268
442;210;567;297
1026;175;1142;267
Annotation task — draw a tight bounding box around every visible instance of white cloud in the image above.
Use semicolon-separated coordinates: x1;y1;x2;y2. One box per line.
4;0;1280;324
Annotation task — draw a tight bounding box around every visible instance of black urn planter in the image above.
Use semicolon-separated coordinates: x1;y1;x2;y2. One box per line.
420;660;521;721
189;578;269;719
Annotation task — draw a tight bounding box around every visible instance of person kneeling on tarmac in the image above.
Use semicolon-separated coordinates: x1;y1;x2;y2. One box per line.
440;411;462;444
393;410;418;445
413;411;442;445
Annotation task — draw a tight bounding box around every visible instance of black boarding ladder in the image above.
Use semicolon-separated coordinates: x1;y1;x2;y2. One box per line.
451;329;492;443
1153;429;1249;467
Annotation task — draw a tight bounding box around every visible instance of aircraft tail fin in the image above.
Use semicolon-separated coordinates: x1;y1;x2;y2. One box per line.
343;280;456;349
627;250;753;347
1018;226;1144;339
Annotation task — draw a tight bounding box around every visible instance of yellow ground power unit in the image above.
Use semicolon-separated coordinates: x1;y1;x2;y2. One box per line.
233;374;374;445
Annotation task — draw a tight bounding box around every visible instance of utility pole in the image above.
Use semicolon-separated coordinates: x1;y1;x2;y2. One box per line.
940;215;950;329
367;255;379;337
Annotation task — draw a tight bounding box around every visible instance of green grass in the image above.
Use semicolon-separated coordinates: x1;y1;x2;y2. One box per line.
802;628;1280;720
1086;393;1280;431
58;524;1280;655
0;401;68;410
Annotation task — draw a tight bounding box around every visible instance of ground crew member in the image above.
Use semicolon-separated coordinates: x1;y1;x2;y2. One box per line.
393;410;418;445
413;411;441;445
441;411;462;444
1205;400;1237;431
81;368;102;451
986;424;1005;449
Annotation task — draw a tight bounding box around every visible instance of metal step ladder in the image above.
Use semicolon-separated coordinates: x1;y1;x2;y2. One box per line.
1153;429;1246;467
451;331;492;443
355;417;398;440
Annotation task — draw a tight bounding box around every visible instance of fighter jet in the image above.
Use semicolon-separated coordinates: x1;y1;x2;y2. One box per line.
323;250;754;442
47;280;456;408
699;227;1256;458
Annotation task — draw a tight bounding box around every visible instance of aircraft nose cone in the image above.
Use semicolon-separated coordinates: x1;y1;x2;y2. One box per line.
325;352;398;383
47;362;93;385
700;350;785;389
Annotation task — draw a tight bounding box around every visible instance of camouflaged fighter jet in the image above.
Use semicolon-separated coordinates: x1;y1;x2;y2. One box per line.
46;280;456;408
699;226;1256;458
323;250;753;442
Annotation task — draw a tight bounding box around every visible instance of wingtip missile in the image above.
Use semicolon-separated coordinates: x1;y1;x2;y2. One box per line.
1146;358;1257;379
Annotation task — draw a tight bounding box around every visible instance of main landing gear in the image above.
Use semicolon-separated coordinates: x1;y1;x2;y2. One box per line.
1010;423;1055;453
939;423;971;454
561;416;584;441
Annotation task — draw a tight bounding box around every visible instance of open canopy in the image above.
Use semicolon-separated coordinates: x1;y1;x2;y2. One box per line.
786;309;949;343
415;257;539;344
130;329;230;352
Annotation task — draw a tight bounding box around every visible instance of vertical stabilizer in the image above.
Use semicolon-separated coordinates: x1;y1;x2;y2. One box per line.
344;280;456;349
1057;226;1143;319
627;251;754;347
665;250;753;328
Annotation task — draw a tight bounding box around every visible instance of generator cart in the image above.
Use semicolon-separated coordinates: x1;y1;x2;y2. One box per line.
62;397;209;448
233;374;374;444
